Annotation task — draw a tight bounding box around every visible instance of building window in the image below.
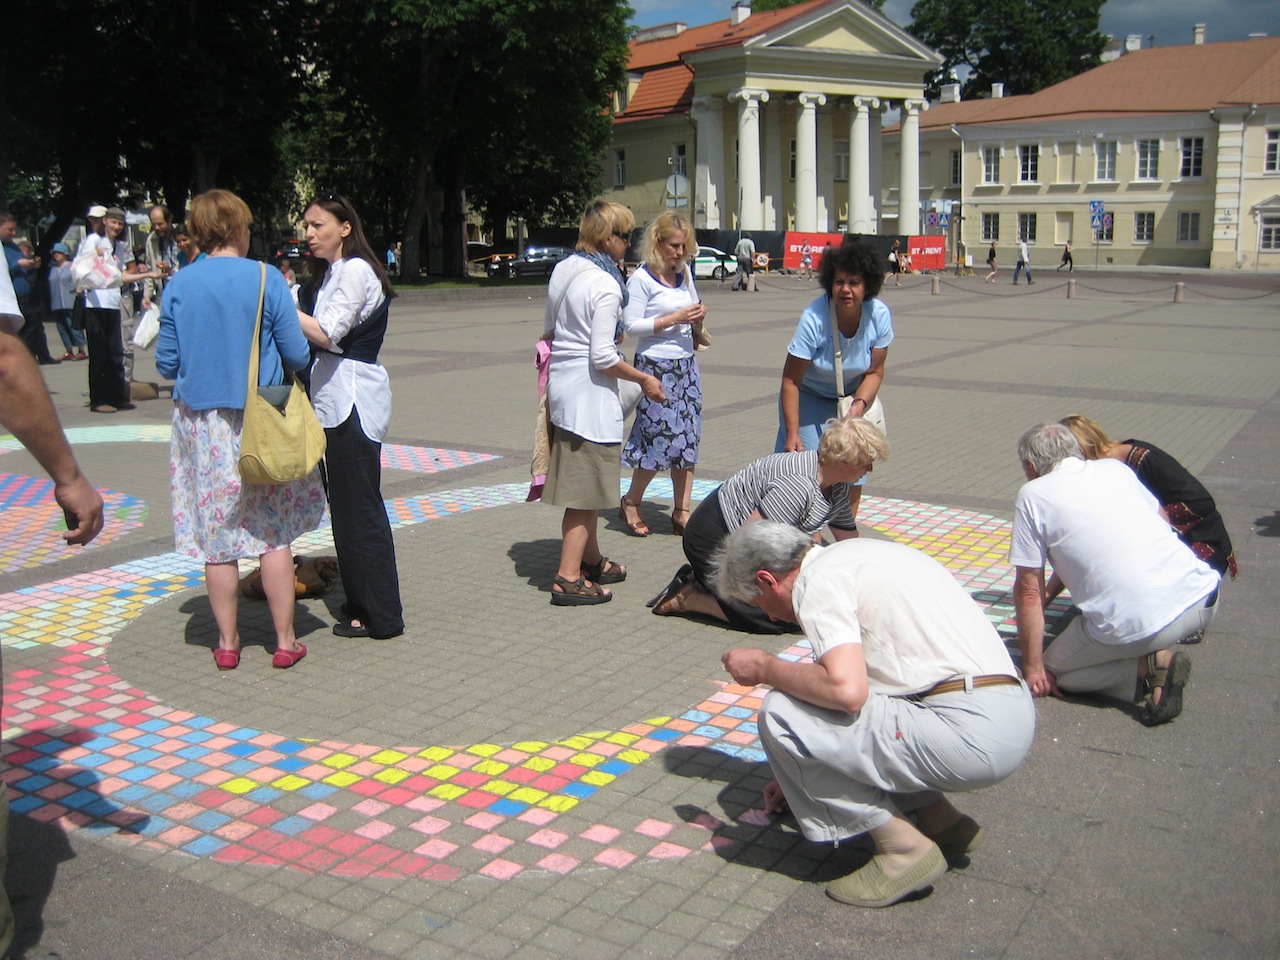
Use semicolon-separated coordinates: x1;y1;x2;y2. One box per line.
834;139;849;182
949;149;961;186
1018;212;1037;243
1136;139;1159;180
1262;213;1280;250
982;146;1000;184
1178;211;1200;242
1019;144;1039;183
1266;130;1279;173
982;212;999;242
673;143;686;177
1095;217;1113;243
1180;137;1204;178
1095;140;1117;181
1134;211;1155;243
614;149;626;187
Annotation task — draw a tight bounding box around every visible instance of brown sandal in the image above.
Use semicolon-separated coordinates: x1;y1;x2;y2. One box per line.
1141;650;1191;726
550;575;612;606
582;558;626;584
619;498;650;537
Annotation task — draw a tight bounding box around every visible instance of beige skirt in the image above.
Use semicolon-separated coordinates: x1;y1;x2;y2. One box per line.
543;425;620;510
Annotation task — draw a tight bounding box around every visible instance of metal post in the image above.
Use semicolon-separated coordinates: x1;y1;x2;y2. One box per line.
1174;282;1185;303
931;275;941;295
1067;279;1076;299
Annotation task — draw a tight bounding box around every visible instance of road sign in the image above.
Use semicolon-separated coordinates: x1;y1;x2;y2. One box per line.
1103;213;1113;229
927;212;939;227
1089;200;1105;216
939;213;950;227
1091;213;1104;229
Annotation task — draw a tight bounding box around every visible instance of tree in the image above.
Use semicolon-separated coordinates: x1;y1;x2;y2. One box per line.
908;0;1105;99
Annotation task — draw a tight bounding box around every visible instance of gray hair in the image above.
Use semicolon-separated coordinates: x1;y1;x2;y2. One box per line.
710;521;817;604
1018;421;1083;476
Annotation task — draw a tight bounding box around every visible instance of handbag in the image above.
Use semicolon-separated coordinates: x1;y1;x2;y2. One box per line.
830;298;886;434
132;304;160;348
239;555;339;599
237;262;326;485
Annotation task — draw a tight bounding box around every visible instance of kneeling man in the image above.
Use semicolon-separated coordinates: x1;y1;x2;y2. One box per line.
717;522;1034;908
1011;422;1220;724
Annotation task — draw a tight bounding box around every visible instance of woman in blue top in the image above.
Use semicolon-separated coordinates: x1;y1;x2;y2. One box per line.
157;190;325;671
775;238;893;529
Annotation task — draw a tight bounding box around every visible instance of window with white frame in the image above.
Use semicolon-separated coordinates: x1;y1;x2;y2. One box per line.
673;143;686;177
1266;130;1279;173
1178;211;1200;242
1136;139;1160;180
982;146;1000;183
1134;211;1155;243
982;212;999;242
949;149;961;186
1094;217;1113;243
1180;137;1204;178
834;139;849;182
1019;144;1039;182
1262;213;1280;250
1018;212;1037;242
614;149;626;187
1095;140;1117;181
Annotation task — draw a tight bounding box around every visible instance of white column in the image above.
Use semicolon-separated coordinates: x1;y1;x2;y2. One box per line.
691;95;724;230
730;87;769;229
817;106;834;230
794;92;825;232
848;95;879;233
869;103;884;232
898;99;927;236
763;100;782;230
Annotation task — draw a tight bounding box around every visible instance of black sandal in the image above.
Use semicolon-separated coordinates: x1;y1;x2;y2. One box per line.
550;575;612;606
647;564;693;609
1141;650;1191;726
582;558;626;584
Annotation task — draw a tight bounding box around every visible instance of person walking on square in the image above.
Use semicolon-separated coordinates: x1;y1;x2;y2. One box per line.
1011;236;1033;285
297;192;404;639
1057;240;1073;272
885;240;902;287
732;233;756;292
984;240;998;283
48;242;86;360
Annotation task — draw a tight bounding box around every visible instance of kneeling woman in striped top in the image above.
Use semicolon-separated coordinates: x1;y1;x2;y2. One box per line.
649;417;887;632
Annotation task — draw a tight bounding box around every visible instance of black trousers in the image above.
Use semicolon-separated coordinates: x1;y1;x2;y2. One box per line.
17;297;55;363
84;307;128;407
326;408;403;637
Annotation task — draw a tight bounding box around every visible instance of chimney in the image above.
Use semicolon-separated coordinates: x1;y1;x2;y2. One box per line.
940;83;961;103
991;82;1005;99
731;1;751;25
1193;23;1205;44
1124;34;1142;54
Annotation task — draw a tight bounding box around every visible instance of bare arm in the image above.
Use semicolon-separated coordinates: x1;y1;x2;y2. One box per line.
779;353;811;452
847;346;888;416
722;643;868;714
1015;565;1058;697
0;327;103;545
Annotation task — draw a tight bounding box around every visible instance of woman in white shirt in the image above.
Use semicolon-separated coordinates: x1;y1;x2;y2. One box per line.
543;200;663;605
618;212;707;538
297;193;403;639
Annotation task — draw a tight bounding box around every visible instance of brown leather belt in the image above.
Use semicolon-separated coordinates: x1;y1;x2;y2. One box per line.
914;674;1022;699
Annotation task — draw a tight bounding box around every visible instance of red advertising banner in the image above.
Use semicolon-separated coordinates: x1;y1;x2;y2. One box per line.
907;235;946;271
783;232;845;271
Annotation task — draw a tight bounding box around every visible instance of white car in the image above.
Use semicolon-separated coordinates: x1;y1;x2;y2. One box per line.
692;245;737;280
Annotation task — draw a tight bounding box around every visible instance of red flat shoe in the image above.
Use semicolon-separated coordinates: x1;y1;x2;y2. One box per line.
272;643;307;669
213;648;241;670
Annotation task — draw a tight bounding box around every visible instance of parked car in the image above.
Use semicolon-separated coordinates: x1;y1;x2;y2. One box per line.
272;240;311;262
489;245;574;279
693;245;737;280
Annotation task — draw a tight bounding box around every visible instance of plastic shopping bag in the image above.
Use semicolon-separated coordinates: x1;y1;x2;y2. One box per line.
133;304;160;348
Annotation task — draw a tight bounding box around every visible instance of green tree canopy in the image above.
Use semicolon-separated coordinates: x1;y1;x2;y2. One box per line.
908;0;1105;99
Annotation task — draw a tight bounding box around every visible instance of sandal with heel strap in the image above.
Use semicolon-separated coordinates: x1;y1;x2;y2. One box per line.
1140;650;1191;726
551;575;612;606
618;498;650;537
582;558;626;584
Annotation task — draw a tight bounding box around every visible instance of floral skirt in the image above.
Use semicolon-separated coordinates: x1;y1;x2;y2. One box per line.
623;354;701;470
170;403;328;564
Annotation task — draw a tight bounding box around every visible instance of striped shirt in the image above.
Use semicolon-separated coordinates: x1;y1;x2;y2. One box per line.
716;450;856;534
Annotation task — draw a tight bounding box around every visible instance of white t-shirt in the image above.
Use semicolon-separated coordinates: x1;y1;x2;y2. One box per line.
792;539;1017;697
0;266;22;332
1009;457;1219;644
75;233;122;310
622;265;696;361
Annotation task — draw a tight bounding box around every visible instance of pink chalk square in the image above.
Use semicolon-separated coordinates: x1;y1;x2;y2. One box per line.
676;734;712;748
540;746;576;761
248;854;286;868
526;828;568;849
150;755;186;772
201;737;236;751
26;804;67;823
493;749;530;764
413;838;458;860
349;780;385;798
409;815;450;835
61;811;93;829
387;854;429;876
141;772;182;791
355;821;396;841
706;691;740;705
708;715;741;730
328;834;372;856
299;824;344;846
580;825;622;844
472;833;514;854
352;798;389;817
585;742;622;757
722;730;759;745
8;668;41;680
242;829;286;853
106;810;148;829
464;811;505;831
357;844;401;866
243;806;283;826
550;762;589;779
696;701;727;715
198;752;235;768
634;819;673;839
213;821;258;842
666;719;698;733
343;743;381;758
57;746;90;762
248;749;284;765
299;848;342;871
536;853;579;874
448;771;487;789
298;803;338;821
203;722;238;735
212;845;255;864
295;764;335;781
421;862;464;882
163;802;206;822
393;756;431;773
632;737;672;754
220;797;258;817
96;759;134;776
705;835;738;852
346;760;384;777
529;775;569;793
1;750;40;767
297;746;332;761
517;807;558;826
647;842;692;860
455;791;497;810
405;795;446;813
399;775;439;793
479;859;523;880
504;766;540;784
157;825;202;847
193;769;234;787
249;732;285;747
593;848;636;868
151;739;186;755
36;782;76;801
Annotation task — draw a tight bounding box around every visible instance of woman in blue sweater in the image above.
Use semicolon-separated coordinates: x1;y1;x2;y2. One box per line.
157;190;325;670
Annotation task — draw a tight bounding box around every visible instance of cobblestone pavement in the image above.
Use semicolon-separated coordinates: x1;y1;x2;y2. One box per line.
3;270;1279;959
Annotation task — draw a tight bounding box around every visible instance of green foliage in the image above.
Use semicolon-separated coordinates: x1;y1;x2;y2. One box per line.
908;0;1105;98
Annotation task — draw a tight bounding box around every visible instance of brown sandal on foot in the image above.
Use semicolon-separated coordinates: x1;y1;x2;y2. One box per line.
582;558;626;584
1141;650;1191;726
619;498;650;537
550;575;612;606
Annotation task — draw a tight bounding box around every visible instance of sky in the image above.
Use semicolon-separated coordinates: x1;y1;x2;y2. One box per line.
628;0;1280;47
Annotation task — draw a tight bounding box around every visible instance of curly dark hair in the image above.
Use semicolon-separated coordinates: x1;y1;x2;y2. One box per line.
817;238;885;300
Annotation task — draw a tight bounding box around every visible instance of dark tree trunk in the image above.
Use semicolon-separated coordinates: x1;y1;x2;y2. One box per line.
400;152;431;279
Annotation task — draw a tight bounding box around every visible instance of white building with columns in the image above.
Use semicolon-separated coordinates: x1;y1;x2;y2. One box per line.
607;0;941;235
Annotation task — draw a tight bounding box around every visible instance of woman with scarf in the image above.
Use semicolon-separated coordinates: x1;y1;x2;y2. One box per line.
543;200;663;605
